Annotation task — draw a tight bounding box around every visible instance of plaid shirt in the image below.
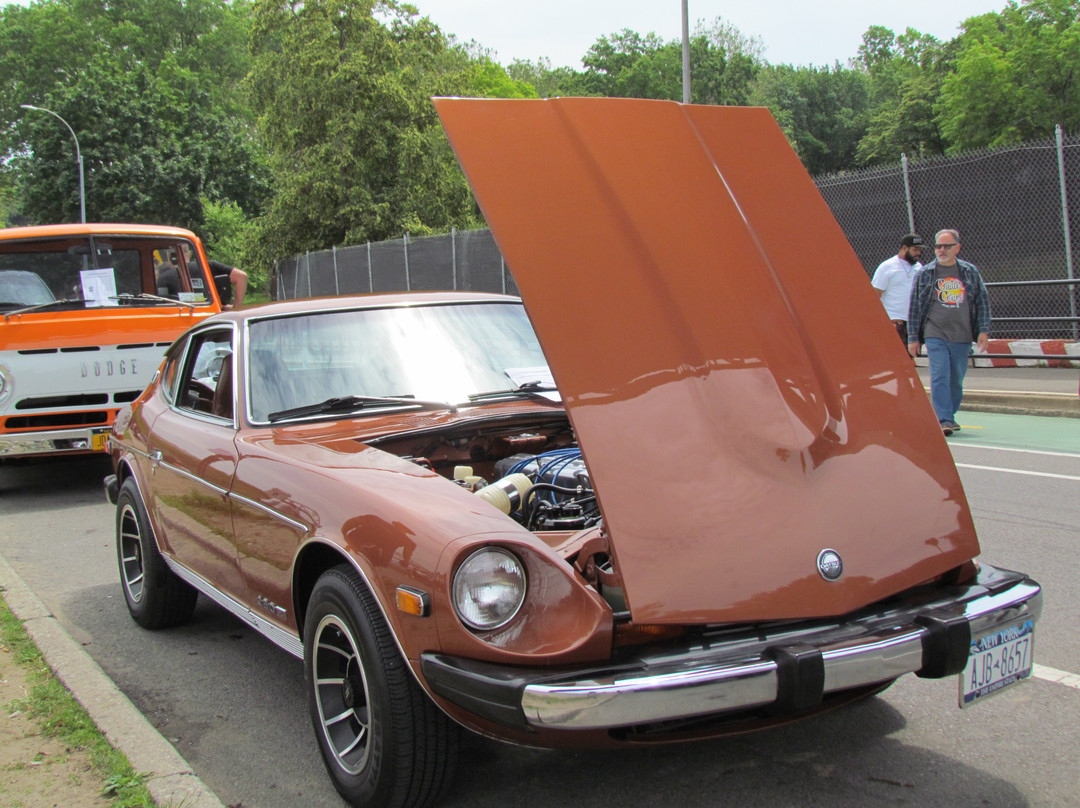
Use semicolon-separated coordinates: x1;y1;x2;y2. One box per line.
907;258;991;343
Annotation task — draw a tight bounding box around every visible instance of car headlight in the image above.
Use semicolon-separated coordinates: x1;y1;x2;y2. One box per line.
452;547;526;631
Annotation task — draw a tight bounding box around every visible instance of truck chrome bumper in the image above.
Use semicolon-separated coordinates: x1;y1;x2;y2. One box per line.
0;427;110;457
421;564;1041;732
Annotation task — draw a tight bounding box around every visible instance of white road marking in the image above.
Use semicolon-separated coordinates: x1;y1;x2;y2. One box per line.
955;463;1080;482
1033;664;1080;691
951;443;1080;460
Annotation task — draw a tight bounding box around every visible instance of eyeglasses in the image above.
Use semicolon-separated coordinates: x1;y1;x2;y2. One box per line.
935;243;958;250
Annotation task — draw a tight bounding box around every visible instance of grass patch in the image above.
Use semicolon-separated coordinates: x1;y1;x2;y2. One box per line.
0;594;159;807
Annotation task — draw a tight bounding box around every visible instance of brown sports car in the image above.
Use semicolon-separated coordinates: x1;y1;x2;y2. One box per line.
106;99;1041;808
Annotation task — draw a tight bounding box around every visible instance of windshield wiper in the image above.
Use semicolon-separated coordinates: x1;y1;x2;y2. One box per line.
3;298;88;319
467;380;559;402
113;293;196;310
268;394;456;423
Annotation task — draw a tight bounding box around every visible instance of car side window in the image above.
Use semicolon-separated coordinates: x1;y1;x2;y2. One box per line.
159;344;185;405
176;329;234;420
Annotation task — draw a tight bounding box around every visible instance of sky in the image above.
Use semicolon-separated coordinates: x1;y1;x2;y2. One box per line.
410;0;1010;68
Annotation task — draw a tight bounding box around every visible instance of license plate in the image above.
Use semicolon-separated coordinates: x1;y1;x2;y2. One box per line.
91;431;109;452
959;619;1035;708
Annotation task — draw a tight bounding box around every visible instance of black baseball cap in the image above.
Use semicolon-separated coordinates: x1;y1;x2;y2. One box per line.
901;233;925;247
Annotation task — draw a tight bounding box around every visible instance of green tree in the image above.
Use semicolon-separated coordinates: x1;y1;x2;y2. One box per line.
507;58;589;98
1;0;265;226
940;0;1080;150
13;56;268;227
749;64;870;175
569;19;762;104
854;26;950;164
246;0;494;275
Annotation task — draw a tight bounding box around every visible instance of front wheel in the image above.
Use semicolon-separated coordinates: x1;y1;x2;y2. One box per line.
304;566;459;808
115;477;197;628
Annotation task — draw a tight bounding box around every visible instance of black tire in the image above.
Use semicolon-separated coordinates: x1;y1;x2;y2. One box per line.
304;565;460;808
115;477;198;629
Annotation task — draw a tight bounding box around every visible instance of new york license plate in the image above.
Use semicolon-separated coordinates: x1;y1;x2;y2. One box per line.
960;619;1035;708
91;431;109;451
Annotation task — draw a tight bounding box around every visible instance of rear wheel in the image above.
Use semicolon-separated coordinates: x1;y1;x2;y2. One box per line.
304;565;459;808
115;477;197;628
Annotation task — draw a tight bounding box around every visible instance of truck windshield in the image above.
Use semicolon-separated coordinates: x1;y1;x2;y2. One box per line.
0;235;215;311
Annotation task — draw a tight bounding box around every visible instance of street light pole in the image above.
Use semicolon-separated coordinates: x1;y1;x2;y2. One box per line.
20;104;86;223
681;0;691;103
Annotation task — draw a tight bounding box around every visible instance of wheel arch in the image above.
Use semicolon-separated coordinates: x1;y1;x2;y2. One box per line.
293;539;416;669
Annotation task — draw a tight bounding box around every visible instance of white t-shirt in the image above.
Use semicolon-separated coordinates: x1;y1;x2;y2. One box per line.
870;255;921;320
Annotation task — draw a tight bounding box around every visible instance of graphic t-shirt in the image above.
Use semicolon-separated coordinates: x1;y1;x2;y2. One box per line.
924;266;972;342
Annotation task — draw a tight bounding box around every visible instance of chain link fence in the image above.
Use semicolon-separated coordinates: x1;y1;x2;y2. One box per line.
277;128;1079;341
818;126;1079;340
276;229;517;301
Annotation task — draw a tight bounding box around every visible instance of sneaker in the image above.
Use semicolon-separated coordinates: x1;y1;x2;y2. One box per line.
947;421;962;433
941;423;954;436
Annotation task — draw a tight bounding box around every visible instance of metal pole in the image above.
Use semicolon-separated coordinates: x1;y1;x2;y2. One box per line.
367;241;373;293
332;245;339;296
403;232;411;291
681;0;691;104
20;104;86;223
1056;125;1076;339
451;227;458;291
901;153;915;234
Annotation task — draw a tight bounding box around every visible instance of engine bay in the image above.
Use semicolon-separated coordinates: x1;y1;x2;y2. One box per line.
369;416;602;532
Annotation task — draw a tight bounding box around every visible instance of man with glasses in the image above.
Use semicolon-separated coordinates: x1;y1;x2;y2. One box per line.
907;229;991;436
871;233;924;346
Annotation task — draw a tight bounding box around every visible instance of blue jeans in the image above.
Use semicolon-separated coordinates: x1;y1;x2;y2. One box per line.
925;337;971;424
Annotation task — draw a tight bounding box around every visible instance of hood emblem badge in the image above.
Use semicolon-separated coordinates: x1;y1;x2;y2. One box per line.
816;549;843;582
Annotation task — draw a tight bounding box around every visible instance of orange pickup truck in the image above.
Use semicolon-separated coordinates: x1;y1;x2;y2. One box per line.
0;223;221;459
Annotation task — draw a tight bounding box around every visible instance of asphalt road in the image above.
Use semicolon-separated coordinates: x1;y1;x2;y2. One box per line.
1;410;1078;808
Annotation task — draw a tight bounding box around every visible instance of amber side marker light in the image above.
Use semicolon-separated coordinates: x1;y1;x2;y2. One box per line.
614;622;687;648
396;586;430;617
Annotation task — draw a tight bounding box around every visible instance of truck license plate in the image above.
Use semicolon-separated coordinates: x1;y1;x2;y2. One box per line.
960;619;1034;708
91;431;109;452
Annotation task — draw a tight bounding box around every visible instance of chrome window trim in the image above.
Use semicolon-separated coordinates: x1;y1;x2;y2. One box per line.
168;321;238;427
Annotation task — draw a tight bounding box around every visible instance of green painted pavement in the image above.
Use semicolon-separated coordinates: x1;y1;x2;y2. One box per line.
948;411;1080;455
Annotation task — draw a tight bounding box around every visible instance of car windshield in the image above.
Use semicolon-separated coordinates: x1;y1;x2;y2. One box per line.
246;301;550;422
0;235;214;310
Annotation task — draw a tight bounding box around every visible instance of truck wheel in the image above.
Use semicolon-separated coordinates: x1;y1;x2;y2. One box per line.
115;477;197;628
305;565;459;808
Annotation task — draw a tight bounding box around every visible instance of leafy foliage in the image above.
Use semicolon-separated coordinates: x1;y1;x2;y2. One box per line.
853;26;951;164
749;64;870;175
3;0;1078;274
940;0;1080;150
2;0;266;232
245;0;492;269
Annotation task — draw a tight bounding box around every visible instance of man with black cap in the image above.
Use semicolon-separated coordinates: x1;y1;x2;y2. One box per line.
871;233;924;346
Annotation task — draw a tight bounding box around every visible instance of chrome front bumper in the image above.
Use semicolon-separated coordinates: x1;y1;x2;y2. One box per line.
422;564;1041;732
0;426;111;458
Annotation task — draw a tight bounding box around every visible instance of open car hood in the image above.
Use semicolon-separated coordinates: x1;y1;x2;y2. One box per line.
435;98;980;624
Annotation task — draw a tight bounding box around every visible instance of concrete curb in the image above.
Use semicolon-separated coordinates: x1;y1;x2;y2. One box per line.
0;553;225;808
955;389;1080;419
